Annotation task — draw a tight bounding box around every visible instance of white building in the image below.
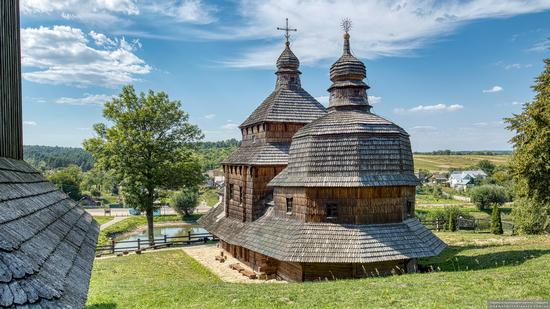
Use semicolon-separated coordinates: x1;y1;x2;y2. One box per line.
448;170;487;190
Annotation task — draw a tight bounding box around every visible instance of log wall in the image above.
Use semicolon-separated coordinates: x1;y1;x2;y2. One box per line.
273;186;416;224
0;0;23;160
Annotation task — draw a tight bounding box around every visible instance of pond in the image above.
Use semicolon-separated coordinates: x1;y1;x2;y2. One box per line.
114;225;208;251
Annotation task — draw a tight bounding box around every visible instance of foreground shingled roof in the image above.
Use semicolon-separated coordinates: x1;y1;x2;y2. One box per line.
0;157;99;308
199;204;446;263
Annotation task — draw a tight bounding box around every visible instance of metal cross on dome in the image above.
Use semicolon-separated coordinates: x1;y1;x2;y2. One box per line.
341;18;352;33
277;18;297;44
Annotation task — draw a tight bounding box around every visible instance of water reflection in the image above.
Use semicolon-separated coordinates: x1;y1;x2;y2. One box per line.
115;225;208;251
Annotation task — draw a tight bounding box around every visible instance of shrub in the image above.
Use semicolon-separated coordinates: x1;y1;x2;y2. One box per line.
512;198;550;235
470;185;508;210
171;189;199;217
427;206;473;231
491;204;503;235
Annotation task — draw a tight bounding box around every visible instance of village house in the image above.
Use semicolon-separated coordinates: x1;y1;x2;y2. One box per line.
200;23;445;281
0;1;99;307
448;170;488;191
428;172;449;185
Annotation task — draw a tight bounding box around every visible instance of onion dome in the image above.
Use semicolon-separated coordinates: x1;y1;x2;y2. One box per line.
276;42;300;73
328;30;370;108
269;26;417;188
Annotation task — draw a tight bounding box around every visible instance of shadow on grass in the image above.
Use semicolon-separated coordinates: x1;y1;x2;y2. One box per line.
421;246;550;272
86;304;117;309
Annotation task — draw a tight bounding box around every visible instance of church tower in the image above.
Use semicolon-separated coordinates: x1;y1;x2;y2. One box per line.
221;20;326;222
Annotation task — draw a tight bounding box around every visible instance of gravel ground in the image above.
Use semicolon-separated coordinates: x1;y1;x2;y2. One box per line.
182;244;286;284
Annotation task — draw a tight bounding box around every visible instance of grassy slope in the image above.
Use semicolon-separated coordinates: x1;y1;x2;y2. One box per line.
87;233;550;309
200;187;220;207
92;216;114;225
413;155;509;171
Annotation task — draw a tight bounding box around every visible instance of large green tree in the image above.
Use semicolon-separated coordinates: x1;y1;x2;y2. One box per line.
47;165;83;201
84;85;204;244
505;57;550;234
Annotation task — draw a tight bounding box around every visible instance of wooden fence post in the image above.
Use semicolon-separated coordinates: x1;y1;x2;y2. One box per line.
111;239;115;254
436;218;440;231
187;231;192;245
137;238;141;250
163;234;167;244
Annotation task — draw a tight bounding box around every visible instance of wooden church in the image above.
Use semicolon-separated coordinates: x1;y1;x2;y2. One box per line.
199;22;446;282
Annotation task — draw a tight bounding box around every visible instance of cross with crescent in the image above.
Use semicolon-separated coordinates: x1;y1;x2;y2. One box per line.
277;18;297;44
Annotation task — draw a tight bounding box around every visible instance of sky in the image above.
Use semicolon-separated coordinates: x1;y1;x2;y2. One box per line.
19;0;550;151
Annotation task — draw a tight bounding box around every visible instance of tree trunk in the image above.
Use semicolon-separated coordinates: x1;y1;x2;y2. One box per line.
146;207;154;245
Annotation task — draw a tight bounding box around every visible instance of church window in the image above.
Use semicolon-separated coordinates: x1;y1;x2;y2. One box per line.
406;200;413;218
239;187;244;203
286;197;293;214
229;184;234;200
326;203;338;219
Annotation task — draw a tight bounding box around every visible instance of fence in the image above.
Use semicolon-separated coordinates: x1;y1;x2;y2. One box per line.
420;217;515;234
96;231;217;256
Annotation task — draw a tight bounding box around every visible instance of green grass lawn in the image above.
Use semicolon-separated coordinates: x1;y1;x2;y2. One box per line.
415;193;466;205
413;154;509;171
87;233;550;308
93;216;114;225
199;187;220;207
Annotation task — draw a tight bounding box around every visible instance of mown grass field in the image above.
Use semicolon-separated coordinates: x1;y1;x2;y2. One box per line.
413;154;510;171
87;233;550;308
93;216;114;225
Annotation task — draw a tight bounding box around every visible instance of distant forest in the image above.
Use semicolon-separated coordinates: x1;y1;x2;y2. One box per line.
23;139;241;172
24;145;94;171
413;150;512;155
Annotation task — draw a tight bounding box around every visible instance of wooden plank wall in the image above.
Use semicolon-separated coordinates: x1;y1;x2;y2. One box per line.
302;260;407;281
250;166;285;220
274;186;416;224
0;0;23;160
224;165;248;221
265;122;304;143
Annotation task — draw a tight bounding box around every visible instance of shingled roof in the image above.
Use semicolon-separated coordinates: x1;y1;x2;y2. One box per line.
199;204;445;263
269;109;418;187
0;157;99;308
222;143;289;165
239;42;325;128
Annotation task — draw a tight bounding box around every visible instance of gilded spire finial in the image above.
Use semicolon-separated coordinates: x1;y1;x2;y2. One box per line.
277;18;297;46
341;18;352;34
341;18;352;54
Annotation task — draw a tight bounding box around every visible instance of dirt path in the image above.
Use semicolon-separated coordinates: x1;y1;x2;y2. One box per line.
183;244;285;284
100;216;129;230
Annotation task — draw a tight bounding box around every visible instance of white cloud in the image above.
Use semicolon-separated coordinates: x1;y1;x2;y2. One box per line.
527;39;550;52
204;113;216;119
21;0;216;25
23;121;37;126
21;0;139;24
368;96;382;105
473;121;504;127
21;26;151;87
314;95;381;106
56;94;114;105
394;104;464;114
221;122;239;129
214;0;550;68
512;101;523;105
146;0;217;24
410;125;437;131
483;85;503;93
504;63;532;69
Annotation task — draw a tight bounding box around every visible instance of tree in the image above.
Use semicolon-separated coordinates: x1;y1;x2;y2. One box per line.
171;189;199;217
491;204;503;235
477;160;496;176
47;165;83;201
84;85;204;244
447;211;457;232
469;185;508;210
505;57;550;234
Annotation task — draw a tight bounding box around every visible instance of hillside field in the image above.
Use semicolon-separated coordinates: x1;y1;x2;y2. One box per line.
87;233;550;308
413;154;510;171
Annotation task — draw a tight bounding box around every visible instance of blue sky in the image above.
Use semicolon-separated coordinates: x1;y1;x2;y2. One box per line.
19;0;550;151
